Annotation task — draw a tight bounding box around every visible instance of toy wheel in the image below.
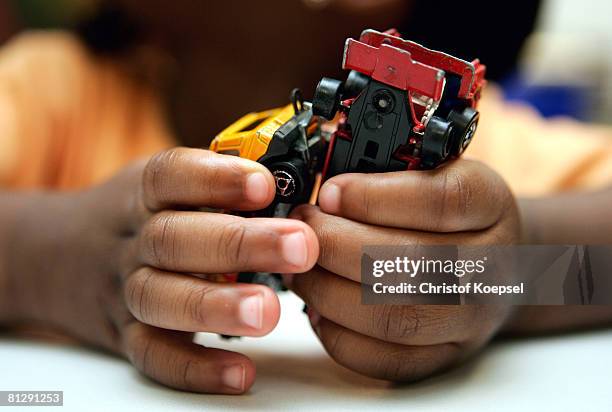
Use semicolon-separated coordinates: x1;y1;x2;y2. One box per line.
448;107;480;156
313;77;343;120
421;116;453;169
343;70;370;98
267;160;306;203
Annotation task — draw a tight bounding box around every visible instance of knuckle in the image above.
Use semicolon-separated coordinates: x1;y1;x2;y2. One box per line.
124;268;157;322
417;305;472;341
179;359;198;391
216;222;249;268
183;284;212;328
444;170;472;216
323;326;349;362
225;155;249;177
124;326;199;391
304;211;341;268
140;212;180;268
317;226;343;268
198;153;247;204
125;325;156;375
143;149;182;204
432;168;473;230
198;156;222;202
372;305;423;340
361;176;381;223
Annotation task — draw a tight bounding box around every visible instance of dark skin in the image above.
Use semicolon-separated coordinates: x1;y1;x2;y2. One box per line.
1;150;319;393
2;0;612;393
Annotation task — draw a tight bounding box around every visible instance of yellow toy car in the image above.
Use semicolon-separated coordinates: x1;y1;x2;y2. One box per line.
210;104;296;162
210;90;326;214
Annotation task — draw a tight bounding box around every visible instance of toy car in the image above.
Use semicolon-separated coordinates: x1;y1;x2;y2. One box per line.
209;29;487;292
313;28;486;176
210;89;327;217
211;29;487;210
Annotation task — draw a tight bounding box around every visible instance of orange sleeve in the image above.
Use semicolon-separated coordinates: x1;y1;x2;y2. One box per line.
0;31;175;190
468;87;612;197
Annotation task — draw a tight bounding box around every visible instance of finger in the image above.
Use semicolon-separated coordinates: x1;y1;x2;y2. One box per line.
309;315;461;382
291;205;493;282
142;148;276;211
138;211;319;274
124;267;280;336
123;322;255;394
317;159;511;232
288;266;494;345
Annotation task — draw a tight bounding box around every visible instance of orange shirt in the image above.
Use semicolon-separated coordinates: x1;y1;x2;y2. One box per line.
470;87;612;197
1;31;612;196
0;31;173;190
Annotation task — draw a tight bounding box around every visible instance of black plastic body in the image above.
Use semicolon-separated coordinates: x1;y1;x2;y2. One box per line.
326;80;411;177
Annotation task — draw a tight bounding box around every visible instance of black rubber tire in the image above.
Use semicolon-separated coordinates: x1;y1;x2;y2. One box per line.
312;77;343;120
421;116;453;169
448;107;480;156
343;70;370;98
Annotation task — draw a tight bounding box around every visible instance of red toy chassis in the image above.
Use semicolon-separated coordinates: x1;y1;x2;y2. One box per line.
313;29;487;175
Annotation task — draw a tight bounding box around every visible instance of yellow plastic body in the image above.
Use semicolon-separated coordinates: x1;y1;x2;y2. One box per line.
209;104;297;162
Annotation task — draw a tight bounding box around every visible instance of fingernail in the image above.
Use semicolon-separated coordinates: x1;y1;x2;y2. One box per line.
318;182;340;214
308;308;321;328
245;172;270;204
281;273;294;288
222;364;246;392
281;231;308;268
239;294;263;329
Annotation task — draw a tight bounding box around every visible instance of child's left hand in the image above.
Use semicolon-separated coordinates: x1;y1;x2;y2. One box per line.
285;159;521;381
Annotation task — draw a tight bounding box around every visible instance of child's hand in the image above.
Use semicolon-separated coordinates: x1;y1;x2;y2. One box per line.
284;159;520;381
6;148;318;393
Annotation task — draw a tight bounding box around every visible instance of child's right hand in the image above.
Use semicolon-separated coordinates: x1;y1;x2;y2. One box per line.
3;148;318;394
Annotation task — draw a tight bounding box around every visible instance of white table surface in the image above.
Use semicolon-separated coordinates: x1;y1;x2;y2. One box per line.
1;292;611;411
